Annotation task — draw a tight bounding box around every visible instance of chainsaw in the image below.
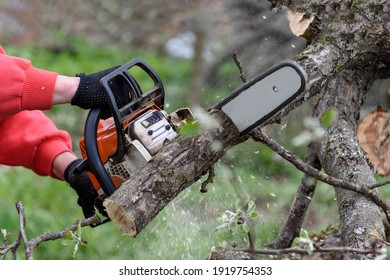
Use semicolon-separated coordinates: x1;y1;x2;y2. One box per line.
77;58;307;225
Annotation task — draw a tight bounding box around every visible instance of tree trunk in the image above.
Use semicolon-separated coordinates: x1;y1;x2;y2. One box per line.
313;70;384;259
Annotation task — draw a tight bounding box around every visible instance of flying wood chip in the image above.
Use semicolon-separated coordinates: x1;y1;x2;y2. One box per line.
357;107;390;176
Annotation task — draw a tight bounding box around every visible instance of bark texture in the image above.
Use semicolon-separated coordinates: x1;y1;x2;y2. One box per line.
313;72;385;258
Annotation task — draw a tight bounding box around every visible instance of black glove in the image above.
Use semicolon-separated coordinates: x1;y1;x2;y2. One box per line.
71;67;131;112
64;159;102;218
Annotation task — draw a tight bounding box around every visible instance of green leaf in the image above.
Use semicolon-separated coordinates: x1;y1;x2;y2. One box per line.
246;200;256;215
236;209;245;220
216;223;229;231
229;220;237;232
320;107;338;129
63;228;73;240
297;229;314;255
300;228;310;239
76;221;82;237
179;120;200;137
250;211;259;218
60;239;73;246
238;223;250;234
72;242;79;258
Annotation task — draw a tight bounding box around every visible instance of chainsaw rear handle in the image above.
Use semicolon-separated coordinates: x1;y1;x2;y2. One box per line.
100;58;165;164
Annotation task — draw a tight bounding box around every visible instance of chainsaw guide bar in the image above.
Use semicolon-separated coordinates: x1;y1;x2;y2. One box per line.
214;60;307;134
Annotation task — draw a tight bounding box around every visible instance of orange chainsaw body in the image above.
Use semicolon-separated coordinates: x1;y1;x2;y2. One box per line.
79;104;160;191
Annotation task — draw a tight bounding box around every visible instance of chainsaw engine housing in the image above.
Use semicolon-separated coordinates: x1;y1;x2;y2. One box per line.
80;105;178;195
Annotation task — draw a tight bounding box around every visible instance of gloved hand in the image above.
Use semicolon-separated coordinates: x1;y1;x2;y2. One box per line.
64;159;107;218
71;67;131;113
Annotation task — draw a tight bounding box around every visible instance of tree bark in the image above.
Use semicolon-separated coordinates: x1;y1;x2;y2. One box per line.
313;70;385;259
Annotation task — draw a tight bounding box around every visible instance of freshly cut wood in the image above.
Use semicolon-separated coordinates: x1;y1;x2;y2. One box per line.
287;11;314;38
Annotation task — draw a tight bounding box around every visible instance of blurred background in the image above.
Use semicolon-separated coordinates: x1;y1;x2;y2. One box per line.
1;0;388;260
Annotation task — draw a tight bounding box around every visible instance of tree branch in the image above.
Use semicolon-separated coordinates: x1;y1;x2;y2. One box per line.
0;201;101;260
370;180;390;190
242;245;389;258
15;201;33;260
233;50;247;83
210;244;389;260
104;110;247;237
267;142;321;249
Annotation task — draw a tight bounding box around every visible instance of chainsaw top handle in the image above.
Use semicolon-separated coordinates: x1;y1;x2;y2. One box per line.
99;58;165;165
100;58;165;116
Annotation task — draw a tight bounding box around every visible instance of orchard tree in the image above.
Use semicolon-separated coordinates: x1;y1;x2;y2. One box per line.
2;0;390;260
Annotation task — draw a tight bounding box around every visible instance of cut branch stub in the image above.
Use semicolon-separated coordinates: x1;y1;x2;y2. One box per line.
357;107;390;176
286;11;315;40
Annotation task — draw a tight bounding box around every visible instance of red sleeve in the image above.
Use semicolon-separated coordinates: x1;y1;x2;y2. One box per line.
0;46;72;178
0;47;58;119
0;111;73;177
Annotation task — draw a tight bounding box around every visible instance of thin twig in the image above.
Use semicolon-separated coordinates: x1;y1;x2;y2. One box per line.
2;201;102;259
15;201;33;260
26;215;101;252
0;226;22;260
247;231;255;252
233;51;247;83
370;180;390;190
200;165;215;193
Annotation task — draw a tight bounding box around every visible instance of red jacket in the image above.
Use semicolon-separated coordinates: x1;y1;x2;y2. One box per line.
0;45;72;177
